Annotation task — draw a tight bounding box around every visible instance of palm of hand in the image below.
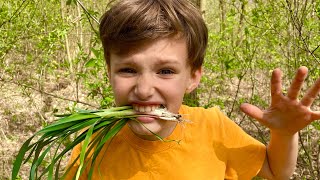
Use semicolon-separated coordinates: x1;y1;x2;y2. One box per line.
241;67;320;136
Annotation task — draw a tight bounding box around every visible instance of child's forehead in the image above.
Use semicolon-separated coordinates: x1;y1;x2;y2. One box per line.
111;53;186;66
110;37;188;60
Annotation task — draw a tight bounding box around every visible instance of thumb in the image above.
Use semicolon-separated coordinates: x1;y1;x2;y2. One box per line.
240;103;264;122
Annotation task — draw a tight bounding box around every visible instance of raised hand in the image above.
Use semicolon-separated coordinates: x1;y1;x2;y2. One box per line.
240;66;320;135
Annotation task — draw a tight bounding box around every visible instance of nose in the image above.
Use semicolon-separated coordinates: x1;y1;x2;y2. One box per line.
134;74;155;100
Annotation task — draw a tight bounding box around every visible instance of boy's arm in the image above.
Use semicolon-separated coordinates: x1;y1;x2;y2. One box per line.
257;132;298;179
240;66;320;179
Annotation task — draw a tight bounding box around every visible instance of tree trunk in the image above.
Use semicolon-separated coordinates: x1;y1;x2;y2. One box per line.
219;0;226;34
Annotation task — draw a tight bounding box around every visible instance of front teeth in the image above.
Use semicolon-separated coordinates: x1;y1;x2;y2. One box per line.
133;105;160;113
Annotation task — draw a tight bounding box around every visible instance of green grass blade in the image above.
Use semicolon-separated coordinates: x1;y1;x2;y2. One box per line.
23;138;49;164
37;121;79;134
38;134;74;179
11;135;36;180
92;117;117;129
29;137;63;180
41;125;102;178
54;156;63;180
96;120;127;151
29;138;56;165
64;118;101;132
30;142;54;180
48;137;66;180
65;121;117;180
88;119;127;180
13;106;142;179
61;128;108;180
75;120;97;180
93;109;134;117
133;119;180;143
37;114;99;135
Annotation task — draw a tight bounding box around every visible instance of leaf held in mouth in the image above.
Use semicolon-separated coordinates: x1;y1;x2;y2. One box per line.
12;106;186;180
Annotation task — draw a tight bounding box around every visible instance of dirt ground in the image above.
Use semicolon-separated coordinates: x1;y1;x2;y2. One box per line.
0;80;40;180
0;77;97;180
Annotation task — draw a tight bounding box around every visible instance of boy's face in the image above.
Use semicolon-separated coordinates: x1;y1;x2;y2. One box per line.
108;37;201;140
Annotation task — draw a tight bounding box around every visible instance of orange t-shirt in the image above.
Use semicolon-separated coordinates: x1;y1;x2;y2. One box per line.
64;105;266;180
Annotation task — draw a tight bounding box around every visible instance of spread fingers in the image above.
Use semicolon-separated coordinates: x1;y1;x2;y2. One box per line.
287;66;308;100
300;78;320;107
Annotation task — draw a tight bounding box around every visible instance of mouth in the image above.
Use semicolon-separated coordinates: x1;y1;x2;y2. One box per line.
132;104;183;122
132;104;165;114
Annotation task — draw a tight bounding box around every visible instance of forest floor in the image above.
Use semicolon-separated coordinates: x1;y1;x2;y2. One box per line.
0;77;97;180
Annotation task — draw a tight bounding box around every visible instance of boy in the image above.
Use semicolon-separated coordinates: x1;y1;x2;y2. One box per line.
65;0;320;179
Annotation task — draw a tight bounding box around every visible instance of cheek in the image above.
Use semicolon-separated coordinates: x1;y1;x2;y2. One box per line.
165;83;186;97
110;78;131;105
160;79;189;110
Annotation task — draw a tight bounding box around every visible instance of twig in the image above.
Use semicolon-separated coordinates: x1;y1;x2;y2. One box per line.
285;0;320;64
311;44;320;55
75;0;99;24
0;77;98;108
0;0;29;28
298;131;316;178
241;115;267;144
0;129;8;141
227;75;243;117
71;0;99;36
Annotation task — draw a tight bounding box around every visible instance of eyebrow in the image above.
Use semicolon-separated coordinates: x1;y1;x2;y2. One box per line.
113;56;183;66
154;58;182;65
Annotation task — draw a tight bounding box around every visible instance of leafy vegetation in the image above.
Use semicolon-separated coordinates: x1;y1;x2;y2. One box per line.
1;0;319;179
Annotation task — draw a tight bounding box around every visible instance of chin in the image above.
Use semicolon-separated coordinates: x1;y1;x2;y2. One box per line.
128;120;163;137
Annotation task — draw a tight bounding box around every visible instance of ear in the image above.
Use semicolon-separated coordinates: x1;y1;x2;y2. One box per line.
186;67;202;94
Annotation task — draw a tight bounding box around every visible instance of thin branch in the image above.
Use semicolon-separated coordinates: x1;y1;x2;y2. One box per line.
73;0;99;36
298;131;316;178
75;0;99;24
0;77;98;108
285;0;320;64
227;75;243;117
0;0;29;28
311;44;320;54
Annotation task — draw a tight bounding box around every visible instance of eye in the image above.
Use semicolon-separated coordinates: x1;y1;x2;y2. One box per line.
158;69;175;75
118;68;136;74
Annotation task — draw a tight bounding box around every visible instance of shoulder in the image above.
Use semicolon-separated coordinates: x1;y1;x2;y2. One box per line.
178;105;262;145
179;105;235;140
179;105;230;126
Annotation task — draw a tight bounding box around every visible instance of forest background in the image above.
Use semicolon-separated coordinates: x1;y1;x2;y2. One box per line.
0;0;320;179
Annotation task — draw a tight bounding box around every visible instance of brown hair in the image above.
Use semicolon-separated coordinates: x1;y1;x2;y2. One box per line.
99;0;208;72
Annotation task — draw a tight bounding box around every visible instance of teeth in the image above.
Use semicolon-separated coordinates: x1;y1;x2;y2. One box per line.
145;106;151;112
150;105;155;112
133;105;160;113
139;106;145;113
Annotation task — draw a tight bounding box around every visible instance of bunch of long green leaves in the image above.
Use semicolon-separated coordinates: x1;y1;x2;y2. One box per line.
12;106;182;180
